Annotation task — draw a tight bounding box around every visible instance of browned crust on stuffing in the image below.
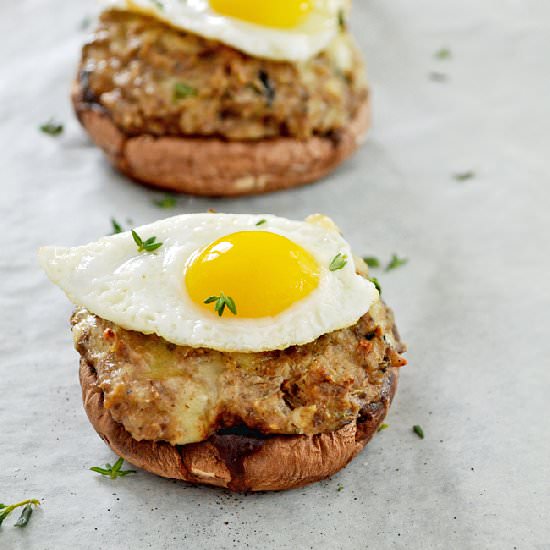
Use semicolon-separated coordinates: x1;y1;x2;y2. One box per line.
72;80;370;197
80;357;397;492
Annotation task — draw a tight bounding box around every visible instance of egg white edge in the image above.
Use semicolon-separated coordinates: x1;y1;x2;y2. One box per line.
100;0;345;61
38;213;379;353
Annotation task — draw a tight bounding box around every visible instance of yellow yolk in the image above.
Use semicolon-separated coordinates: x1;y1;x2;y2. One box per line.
209;0;314;29
185;231;320;318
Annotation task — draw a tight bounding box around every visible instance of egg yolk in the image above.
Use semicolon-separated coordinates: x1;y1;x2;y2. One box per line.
210;0;314;29
185;231;320;318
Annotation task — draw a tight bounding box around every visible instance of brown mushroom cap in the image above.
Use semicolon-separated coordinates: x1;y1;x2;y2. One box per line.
80;357;397;492
72;81;371;197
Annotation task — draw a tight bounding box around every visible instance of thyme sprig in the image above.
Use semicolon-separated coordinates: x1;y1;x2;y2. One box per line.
90;457;136;479
204;292;237;317
39;119;64;136
385;254;408;272
132;230;163;253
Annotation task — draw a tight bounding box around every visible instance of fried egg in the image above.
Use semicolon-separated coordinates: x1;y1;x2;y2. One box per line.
39;214;378;352
102;0;349;61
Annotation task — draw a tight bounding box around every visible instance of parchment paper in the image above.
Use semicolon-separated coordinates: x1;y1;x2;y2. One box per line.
1;1;549;548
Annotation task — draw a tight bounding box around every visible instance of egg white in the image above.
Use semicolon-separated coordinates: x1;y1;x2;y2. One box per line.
39;214;378;352
101;0;348;61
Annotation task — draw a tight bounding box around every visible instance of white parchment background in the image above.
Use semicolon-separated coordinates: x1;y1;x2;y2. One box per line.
1;0;549;548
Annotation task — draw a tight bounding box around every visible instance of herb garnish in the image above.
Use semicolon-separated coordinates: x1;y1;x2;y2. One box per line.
336;483;344;492
256;219;267;226
174;82;197;101
14;505;34;527
453;171;475;182
80;15;93;31
258;70;275;106
152;0;164;10
0;499;40;527
337;10;346;31
132;230;163;253
39;119;64;136
435;48;451;60
429;71;447;82
363;256;380;269
90;457;136;479
378;423;389;432
204;292;237;317
369;277;381;294
385;254;408;272
111;218;124;235
154;194;177;209
413;425;424;439
329;253;347;271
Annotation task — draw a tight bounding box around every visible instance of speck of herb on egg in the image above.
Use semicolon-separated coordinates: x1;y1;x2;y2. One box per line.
204;293;237;317
369;277;382;294
256;219;267;226
132;230;163;253
329;253;347;271
337;10;347;31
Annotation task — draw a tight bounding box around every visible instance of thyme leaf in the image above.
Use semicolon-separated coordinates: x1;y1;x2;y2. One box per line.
385;254;408;272
329;253;347;271
435;48;451;60
154;194;177;209
174;82;197;101
429;71;448;82
111;218;124;235
14;505;34;528
337;10;347;31
363;256;380;269
369;277;382;294
39;119;64;136
413;425;425;439
0;499;40;527
453;171;475;182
